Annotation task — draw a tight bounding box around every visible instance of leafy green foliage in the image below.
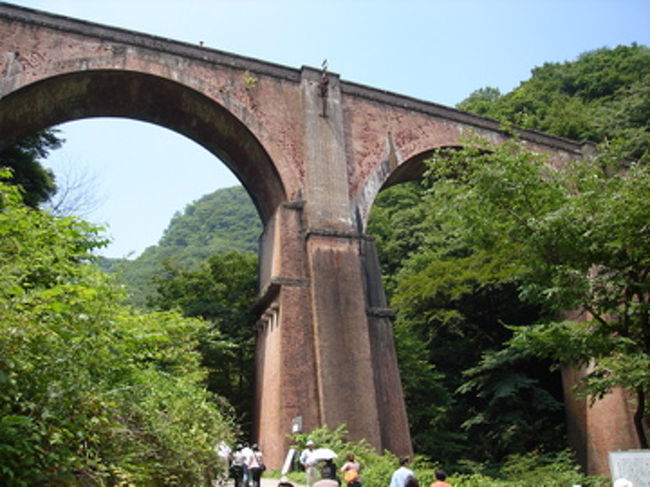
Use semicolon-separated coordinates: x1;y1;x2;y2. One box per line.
450;450;606;487
148;251;259;435
367;181;430;296
287;426;603;487
368;181;564;465
457;44;650;159
424;135;650;446
0;129;61;208
0;170;234;486
457;347;564;458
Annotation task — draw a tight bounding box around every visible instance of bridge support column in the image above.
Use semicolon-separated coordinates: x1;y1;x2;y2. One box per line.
305;230;382;446
562;366;641;475
254;67;412;468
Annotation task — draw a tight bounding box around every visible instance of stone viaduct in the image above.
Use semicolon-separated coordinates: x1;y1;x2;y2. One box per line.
0;3;639;475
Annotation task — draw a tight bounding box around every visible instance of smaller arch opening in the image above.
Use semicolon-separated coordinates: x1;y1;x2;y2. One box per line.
365;146;567;468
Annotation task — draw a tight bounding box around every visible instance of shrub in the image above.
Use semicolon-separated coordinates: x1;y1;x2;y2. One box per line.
0;171;235;486
288;425;606;487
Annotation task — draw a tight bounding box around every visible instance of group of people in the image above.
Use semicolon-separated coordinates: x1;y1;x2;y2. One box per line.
299;443;451;487
219;440;453;487
299;441;361;487
389;457;451;487
226;442;266;487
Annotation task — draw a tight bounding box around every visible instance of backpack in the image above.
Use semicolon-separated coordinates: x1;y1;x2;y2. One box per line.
321;462;337;480
344;468;359;483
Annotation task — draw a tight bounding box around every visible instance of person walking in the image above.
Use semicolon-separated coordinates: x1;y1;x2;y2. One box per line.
230;444;246;487
215;441;231;486
240;443;254;487
246;444;265;487
429;470;451;487
340;454;361;487
300;440;318;487
389;458;415;487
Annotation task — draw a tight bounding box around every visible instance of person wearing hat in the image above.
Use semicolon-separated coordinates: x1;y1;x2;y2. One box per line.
300;440;318;487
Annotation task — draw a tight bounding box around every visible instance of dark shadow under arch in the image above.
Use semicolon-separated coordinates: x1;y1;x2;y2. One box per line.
0;70;285;224
381;146;466;190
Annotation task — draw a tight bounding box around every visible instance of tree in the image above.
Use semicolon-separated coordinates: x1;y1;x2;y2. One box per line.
457;44;650;159
0;169;234;485
0;129;61;207
369;181;565;465
43;157;106;218
149;251;259;431
422;136;649;447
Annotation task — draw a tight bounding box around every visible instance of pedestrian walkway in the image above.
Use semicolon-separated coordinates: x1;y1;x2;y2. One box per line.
216;477;305;487
261;477;305;487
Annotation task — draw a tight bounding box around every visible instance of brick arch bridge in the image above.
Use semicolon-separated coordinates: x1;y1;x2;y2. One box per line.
0;3;636;475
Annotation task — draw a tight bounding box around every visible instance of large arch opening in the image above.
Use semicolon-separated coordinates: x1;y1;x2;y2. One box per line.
0;69;279;444
0;69;286;224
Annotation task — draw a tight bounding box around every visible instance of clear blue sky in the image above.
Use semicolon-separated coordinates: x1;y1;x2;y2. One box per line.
8;0;650;258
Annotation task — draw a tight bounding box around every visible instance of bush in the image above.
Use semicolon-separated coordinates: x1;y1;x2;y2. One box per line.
0;171;235;486
288;426;606;487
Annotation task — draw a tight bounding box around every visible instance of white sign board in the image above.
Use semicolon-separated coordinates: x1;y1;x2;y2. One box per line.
292;416;303;433
609;450;650;487
282;448;297;475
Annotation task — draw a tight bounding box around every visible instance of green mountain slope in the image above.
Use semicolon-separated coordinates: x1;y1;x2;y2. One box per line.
457;43;649;158
101;185;261;307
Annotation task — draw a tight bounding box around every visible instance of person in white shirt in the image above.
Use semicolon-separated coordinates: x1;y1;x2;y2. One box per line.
389;457;415;487
246;444;265;487
300;440;318;487
240;443;254;487
230;444;246;487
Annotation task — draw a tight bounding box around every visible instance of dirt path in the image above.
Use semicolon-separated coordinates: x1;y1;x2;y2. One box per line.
261;477;305;487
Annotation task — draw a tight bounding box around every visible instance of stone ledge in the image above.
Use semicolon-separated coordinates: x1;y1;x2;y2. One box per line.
282;200;305;210
254;277;310;315
367;307;396;318
305;227;374;241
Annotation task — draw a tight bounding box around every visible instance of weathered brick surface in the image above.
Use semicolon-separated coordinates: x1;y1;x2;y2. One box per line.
1;4;633;475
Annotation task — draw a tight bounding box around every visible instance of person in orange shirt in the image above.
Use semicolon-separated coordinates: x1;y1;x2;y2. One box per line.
429;470;451;487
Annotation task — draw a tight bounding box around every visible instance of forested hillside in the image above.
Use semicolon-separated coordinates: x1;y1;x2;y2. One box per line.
457;43;649;158
101;185;261;306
